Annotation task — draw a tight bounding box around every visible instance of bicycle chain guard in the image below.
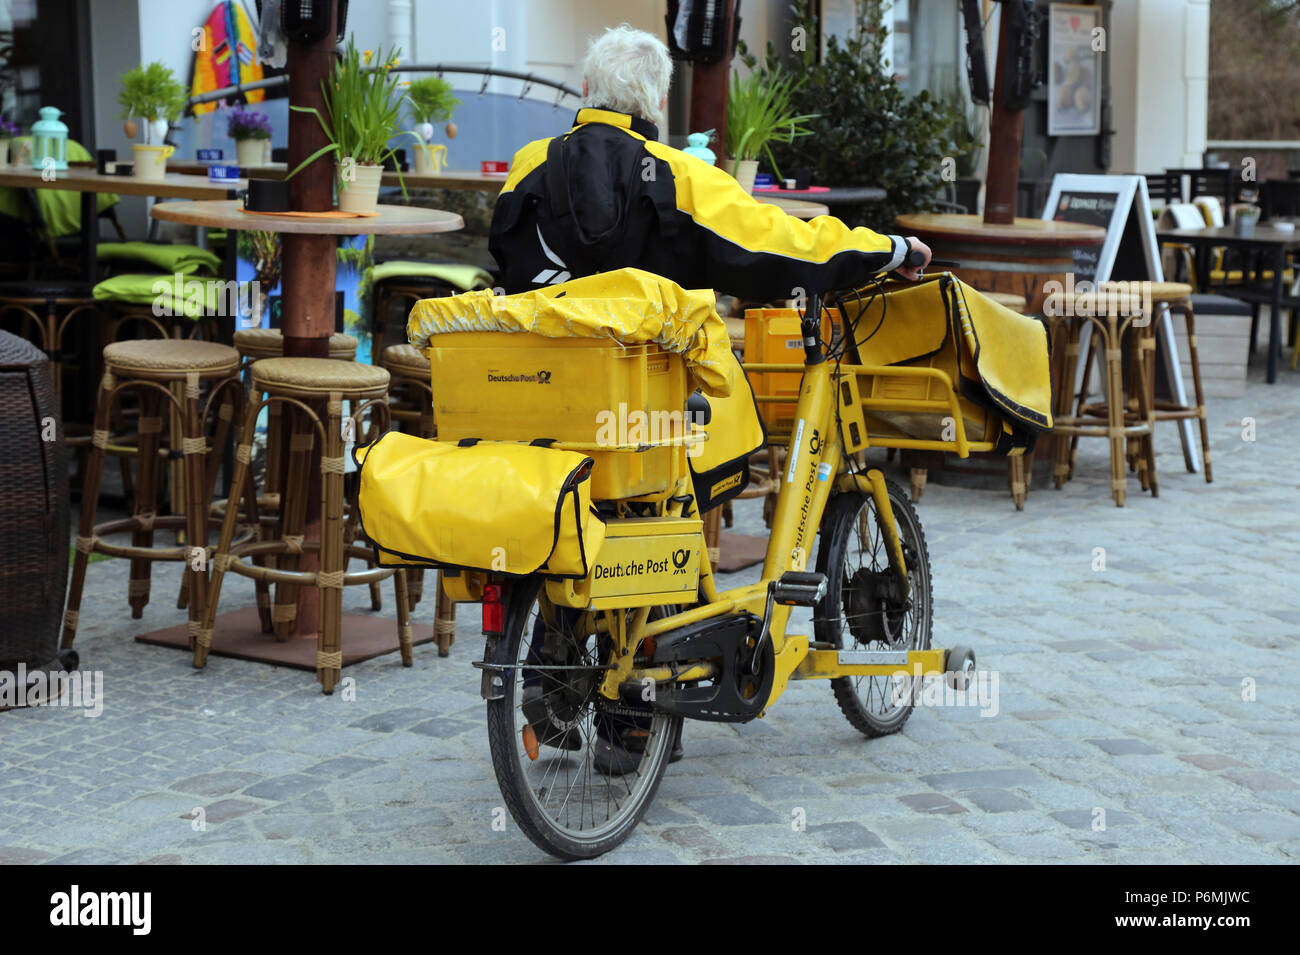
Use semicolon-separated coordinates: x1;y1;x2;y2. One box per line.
649;613;774;723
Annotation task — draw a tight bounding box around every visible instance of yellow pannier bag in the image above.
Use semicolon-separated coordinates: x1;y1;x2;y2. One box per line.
689;350;767;512
837;273;1053;453
354;431;606;578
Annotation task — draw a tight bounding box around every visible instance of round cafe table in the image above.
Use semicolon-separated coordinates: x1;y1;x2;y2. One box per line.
150;199;463;235
136;199;465;670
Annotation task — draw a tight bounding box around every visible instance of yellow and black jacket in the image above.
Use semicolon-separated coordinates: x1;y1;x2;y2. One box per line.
489;108;910;299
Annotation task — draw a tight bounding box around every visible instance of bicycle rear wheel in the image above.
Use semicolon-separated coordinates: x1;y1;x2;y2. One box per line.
815;479;933;737
485;578;680;859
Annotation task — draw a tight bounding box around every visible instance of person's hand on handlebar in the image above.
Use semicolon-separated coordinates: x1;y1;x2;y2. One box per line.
896;237;933;281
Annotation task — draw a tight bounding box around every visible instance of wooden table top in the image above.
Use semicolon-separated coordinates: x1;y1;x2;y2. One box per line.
896;213;1107;247
167;160;507;193
1156;224;1300;247
149;199;464;235
167;160;834;215
0;165;239;200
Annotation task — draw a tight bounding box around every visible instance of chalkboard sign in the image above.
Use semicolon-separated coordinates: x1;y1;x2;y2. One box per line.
1040;174;1199;472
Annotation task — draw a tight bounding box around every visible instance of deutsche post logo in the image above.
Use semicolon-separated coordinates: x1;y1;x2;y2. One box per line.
808;428;822;454
537;370;552;384
671;548;690;570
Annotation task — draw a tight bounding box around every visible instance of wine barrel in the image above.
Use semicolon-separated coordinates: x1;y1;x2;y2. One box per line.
895;213;1106;314
0;331;69;678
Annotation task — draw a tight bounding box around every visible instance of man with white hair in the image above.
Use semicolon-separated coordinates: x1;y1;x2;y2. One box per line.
498;25;931;776
490;24;931;298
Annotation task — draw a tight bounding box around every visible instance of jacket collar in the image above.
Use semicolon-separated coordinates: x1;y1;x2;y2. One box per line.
573;107;659;141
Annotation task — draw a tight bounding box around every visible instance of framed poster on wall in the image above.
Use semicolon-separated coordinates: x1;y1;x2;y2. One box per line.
1047;3;1102;136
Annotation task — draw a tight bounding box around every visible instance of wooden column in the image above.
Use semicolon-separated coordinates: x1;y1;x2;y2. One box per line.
280;3;340;638
283;4;338;360
983;3;1023;226
687;0;736;157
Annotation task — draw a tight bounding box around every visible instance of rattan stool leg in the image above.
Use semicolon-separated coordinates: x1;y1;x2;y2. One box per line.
394;568;414;667
167;379;187;543
61;372;113;650
1179;301;1213;482
195;394;261;669
272;414;314;639
317;393;346;693
909;467;927;501
1053;318;1083;490
1068;323;1098;482
434;573;456;657
128;389;165;618
180;372;211;648
1133;317;1159;497
1009;453;1026;511
1103;315;1126;507
1130;317;1151;492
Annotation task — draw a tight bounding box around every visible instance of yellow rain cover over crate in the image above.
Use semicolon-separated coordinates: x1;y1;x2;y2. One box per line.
406;267;735;397
354;432;606;578
840;274;1053;451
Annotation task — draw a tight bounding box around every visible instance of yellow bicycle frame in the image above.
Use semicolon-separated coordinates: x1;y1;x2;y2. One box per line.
592;349;953;713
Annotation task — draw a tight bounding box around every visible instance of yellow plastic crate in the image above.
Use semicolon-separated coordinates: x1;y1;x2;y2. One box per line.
426;332;689;500
743;307;837;431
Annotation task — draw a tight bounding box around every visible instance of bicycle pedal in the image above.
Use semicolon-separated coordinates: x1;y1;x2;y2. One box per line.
771;571;828;607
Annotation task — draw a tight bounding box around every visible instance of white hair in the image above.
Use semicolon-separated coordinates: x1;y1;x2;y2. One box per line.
582;24;672;128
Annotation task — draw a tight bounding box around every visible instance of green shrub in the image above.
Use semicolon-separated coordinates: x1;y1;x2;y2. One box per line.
742;0;971;227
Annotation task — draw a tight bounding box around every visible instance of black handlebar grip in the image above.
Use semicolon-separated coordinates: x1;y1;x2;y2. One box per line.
905;248;927;267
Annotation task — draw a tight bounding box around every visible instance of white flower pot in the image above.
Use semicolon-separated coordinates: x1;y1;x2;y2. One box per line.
412;143;447;176
337;162;384;214
235;139;265;168
726;158;759;194
132;144;174;181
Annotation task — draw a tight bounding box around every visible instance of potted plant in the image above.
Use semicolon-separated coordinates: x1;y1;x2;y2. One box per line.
406;76;459;175
725;67;817;194
117;61;186;181
289;42;410;214
227;107;272;169
0;116;16;166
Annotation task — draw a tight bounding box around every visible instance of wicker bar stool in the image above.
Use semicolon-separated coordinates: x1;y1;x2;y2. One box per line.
0;280;100;398
62;340;246;652
233;328;358;500
1049;291;1155;506
1101;281;1213;483
198;357;414;693
380;343;457;657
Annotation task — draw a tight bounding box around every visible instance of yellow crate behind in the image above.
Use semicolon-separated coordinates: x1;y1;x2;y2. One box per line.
743;308;837;431
426;332;689;500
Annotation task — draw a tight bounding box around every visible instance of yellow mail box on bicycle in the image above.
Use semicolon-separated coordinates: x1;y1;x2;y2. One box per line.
426;333;691;501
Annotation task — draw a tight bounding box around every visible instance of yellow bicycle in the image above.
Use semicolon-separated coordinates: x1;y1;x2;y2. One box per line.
449;277;991;859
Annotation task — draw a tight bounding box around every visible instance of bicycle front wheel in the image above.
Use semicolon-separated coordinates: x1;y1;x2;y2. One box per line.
485;578;680;860
815;478;933;737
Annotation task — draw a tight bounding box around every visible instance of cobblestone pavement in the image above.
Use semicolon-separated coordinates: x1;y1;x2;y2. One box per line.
1;365;1297;865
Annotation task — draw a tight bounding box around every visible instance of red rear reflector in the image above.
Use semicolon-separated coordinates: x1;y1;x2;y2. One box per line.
482;585;504;634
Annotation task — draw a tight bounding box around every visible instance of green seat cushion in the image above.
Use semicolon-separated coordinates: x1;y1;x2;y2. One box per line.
97;241;222;276
368;260;493;291
93;273;237;319
0;138;118;238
